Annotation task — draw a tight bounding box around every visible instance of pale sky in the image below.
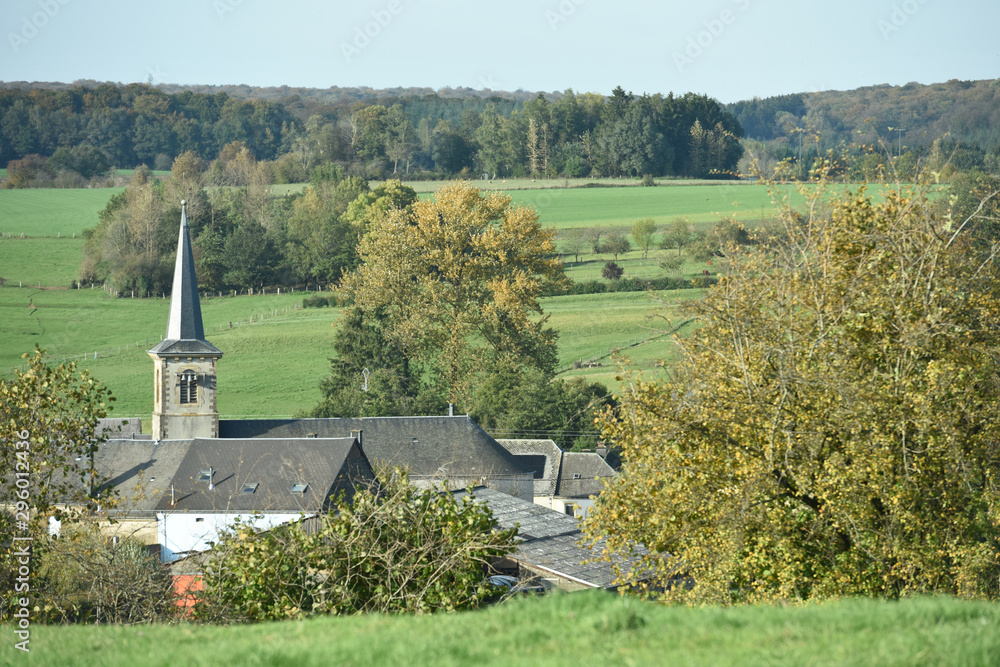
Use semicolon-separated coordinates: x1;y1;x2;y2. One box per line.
1;0;997;103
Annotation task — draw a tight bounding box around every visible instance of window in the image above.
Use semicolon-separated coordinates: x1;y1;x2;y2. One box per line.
290;483;308;494
196;469;212;483
240;483;259;494
179;370;197;404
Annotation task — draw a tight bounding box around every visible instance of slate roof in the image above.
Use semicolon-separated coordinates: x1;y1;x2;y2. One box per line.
96;418;145;440
495;439;562;496
455;487;636;590
220;416;533;482
94;439;194;511
148;201;221;357
556;452;616;498
152;437;373;513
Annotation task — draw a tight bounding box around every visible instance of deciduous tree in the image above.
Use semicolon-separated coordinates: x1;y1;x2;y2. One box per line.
343;182;561;406
1;347;115;523
631;218;657;259
585;184;1000;603
604;229;631;260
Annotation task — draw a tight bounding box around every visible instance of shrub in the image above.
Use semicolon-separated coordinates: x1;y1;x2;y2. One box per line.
196;471;518;621
602;262;624;280
11;526;177;624
302;294;331;308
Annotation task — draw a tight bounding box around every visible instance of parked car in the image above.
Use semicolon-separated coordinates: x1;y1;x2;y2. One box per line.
488;575;550;595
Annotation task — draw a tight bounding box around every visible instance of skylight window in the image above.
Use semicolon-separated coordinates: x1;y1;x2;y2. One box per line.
196;469;213;483
290;483;308;494
240;483;259;494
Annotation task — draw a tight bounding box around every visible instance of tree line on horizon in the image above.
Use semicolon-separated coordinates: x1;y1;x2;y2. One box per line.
0;82;744;183
4;78;1000;187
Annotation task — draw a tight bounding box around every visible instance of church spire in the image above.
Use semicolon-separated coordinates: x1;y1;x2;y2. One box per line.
166;200;204;341
148;201;222;441
149;201;221;356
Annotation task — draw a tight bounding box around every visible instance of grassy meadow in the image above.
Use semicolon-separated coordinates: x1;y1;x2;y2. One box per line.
0;178;888;419
3;591;998;666
0;287;337;418
0;284;689;418
0;187;124;236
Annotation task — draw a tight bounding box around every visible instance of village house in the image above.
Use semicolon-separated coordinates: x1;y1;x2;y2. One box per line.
48;201;633;594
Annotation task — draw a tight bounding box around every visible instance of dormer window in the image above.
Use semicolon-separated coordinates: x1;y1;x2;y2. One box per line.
180;371;198;404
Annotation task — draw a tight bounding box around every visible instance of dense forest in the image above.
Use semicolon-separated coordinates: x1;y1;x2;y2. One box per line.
0;82;744;181
3;78;999;186
730;78;1000;177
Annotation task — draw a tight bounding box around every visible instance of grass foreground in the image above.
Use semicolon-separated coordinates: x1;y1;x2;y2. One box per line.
2;591;998;666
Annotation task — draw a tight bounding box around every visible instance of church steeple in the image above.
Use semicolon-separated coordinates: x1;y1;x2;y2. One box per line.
166;199;205;342
149;201;221;357
148;201;222;440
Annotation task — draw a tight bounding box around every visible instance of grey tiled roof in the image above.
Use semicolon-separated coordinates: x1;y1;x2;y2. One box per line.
221;416;533;481
495;439;562;496
455;487;632;589
148;338;223;356
96;418;144;440
556;452;616;498
514;533;621;589
463;486;580;540
152;437;373;513
92;439;193;510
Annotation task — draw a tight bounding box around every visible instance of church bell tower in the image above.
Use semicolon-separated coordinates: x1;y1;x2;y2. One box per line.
148;200;222;440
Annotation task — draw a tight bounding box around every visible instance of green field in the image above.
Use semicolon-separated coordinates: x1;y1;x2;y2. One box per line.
0;237;85;286
3;591;997;666
0;180;900;420
0;179;775;420
0;287;336;418
0;187;124;236
275;178;791;228
507;181;794;229
544;290;698;385
0;284;686;419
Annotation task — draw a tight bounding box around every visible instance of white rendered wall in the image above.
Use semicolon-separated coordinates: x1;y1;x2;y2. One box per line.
157;512;305;562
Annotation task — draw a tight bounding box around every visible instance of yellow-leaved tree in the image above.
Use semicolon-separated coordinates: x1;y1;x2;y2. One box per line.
584;181;1000;603
342;182;563;407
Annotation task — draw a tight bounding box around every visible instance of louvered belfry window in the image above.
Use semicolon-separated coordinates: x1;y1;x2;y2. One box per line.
180;370;198;404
